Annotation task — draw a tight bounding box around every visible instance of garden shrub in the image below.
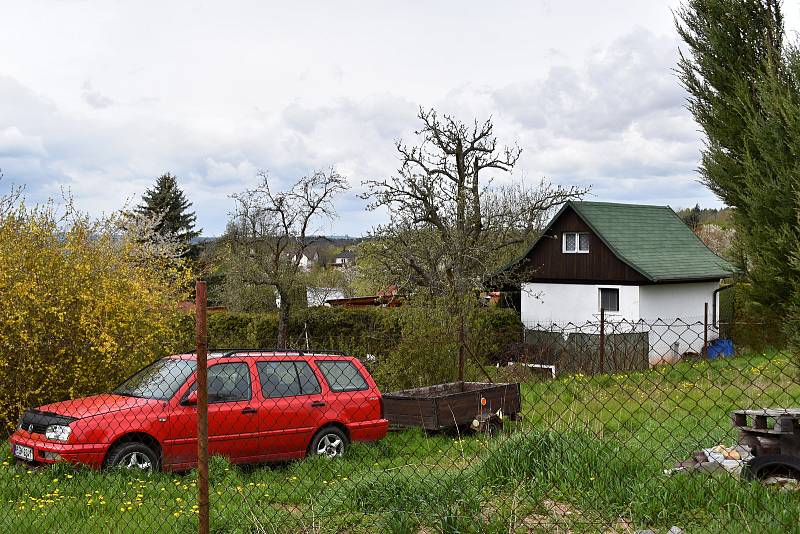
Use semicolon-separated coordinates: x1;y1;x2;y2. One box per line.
0;202;192;433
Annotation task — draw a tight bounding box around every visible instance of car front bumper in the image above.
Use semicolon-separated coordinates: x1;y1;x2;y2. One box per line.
9;430;106;469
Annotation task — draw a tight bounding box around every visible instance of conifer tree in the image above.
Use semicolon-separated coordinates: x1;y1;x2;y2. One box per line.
136;173;200;245
675;0;800;323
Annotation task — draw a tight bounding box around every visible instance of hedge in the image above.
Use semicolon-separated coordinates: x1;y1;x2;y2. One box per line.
181;306;517;355
178;306;523;389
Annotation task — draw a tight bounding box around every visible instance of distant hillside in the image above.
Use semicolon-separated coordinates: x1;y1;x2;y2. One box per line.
674;204;734;229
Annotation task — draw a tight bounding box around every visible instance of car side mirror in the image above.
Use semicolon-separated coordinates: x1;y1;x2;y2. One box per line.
183;390;198;406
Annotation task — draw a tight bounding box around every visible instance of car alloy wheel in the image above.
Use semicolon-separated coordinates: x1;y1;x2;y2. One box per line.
119;451;154;472
315;432;345;458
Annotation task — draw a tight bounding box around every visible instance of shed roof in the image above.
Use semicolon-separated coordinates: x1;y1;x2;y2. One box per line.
517;201;736;282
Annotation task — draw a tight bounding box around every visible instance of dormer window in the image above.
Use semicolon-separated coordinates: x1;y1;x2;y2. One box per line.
563;232;590;253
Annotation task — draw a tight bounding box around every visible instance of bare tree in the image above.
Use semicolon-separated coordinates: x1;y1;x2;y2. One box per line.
223;169;349;348
0;169;24;218
363;108;586;380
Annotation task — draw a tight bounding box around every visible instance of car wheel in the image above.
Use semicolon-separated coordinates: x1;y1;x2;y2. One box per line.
484;419;502;437
106;442;160;473
310;427;349;458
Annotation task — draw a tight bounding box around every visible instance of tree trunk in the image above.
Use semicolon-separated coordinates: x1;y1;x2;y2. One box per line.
277;290;290;349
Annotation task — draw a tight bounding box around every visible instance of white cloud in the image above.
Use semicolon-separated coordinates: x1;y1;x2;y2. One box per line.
0;127;46;158
81;81;115;109
2;1;796;232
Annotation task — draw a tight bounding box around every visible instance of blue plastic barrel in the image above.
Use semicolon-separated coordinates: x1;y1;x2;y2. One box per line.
707;339;734;359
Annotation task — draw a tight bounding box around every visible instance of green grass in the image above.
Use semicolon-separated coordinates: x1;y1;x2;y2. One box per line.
1;352;799;533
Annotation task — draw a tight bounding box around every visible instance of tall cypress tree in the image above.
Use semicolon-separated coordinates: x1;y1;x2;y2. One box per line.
675;0;800;324
136;173;201;244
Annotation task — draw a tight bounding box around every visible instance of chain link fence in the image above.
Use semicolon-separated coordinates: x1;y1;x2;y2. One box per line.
2;316;799;533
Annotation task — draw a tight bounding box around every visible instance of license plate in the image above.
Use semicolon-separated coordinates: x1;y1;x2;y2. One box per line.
13;444;33;462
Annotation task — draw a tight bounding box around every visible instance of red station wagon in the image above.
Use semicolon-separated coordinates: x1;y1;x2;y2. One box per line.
9;351;388;472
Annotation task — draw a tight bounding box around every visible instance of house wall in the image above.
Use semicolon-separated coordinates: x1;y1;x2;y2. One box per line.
520;282;640;325
639;281;720;362
638;281;719;321
522;280;722;365
518;206;648;283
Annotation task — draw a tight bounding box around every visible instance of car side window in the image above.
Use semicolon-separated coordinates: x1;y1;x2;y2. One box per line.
257;361;322;398
187;362;251;403
315;360;368;392
296;361;322;395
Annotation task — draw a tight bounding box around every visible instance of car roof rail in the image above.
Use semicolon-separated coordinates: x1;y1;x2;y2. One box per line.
211;347;349;358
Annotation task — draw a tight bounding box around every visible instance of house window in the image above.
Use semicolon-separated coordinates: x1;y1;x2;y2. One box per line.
563;232;590;253
599;288;619;312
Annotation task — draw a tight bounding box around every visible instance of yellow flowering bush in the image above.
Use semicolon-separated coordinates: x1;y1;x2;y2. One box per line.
0;199;193;432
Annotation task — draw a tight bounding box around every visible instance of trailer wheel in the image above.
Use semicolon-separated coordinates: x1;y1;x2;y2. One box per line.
743;454;800;481
471;415;503;437
484;418;502;437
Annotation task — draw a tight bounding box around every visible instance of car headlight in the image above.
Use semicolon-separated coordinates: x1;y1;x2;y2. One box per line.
45;424;72;442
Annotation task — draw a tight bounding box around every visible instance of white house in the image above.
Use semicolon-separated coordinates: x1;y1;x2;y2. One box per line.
509;201;735;364
332;249;355;268
291;249;320;271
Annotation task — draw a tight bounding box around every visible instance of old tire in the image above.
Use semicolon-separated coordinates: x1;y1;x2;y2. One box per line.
105;442;160;473
309;427;349;458
743;454;800;481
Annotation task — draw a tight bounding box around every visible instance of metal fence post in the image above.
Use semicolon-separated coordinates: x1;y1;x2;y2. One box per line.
599;307;605;374
195;281;209;534
703;302;709;357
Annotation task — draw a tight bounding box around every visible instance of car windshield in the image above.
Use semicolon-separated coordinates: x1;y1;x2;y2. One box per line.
113;359;197;400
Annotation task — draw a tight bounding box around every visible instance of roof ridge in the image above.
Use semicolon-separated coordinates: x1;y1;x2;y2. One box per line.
571;200;672;209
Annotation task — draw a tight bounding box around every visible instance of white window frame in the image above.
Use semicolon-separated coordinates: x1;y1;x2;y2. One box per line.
598;287;620;313
562;232;590;254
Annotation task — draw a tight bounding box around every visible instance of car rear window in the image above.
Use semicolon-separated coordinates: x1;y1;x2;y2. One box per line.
315;360;368;392
258;361;321;398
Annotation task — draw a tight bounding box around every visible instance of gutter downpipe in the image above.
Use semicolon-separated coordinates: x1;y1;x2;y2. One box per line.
712;282;736;329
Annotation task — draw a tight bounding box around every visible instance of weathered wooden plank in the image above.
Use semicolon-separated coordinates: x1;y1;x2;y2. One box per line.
733;408;800;417
754;415;768;429
738;427;794;436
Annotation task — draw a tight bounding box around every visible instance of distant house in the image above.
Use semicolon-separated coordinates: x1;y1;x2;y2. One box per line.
508;201;735;362
292;249;321;271
332;249;355;268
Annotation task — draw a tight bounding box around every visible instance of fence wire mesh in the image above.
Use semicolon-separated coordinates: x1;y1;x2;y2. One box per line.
3;318;799;533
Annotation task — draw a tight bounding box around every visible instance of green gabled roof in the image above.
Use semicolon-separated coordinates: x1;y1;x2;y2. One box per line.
512;201;736;282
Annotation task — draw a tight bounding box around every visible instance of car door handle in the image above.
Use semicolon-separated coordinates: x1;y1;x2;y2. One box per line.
241;407;257;414
310;401;326;408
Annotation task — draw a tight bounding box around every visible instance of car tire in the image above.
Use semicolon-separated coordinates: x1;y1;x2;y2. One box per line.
105;441;160;473
309;427;349;458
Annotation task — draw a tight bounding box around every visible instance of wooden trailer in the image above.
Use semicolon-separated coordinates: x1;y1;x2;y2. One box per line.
382;381;522;434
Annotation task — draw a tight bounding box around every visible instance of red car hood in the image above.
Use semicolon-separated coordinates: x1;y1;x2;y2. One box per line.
37;394;160;419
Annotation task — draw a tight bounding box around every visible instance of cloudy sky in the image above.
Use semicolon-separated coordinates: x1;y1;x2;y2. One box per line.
2;1;799;236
